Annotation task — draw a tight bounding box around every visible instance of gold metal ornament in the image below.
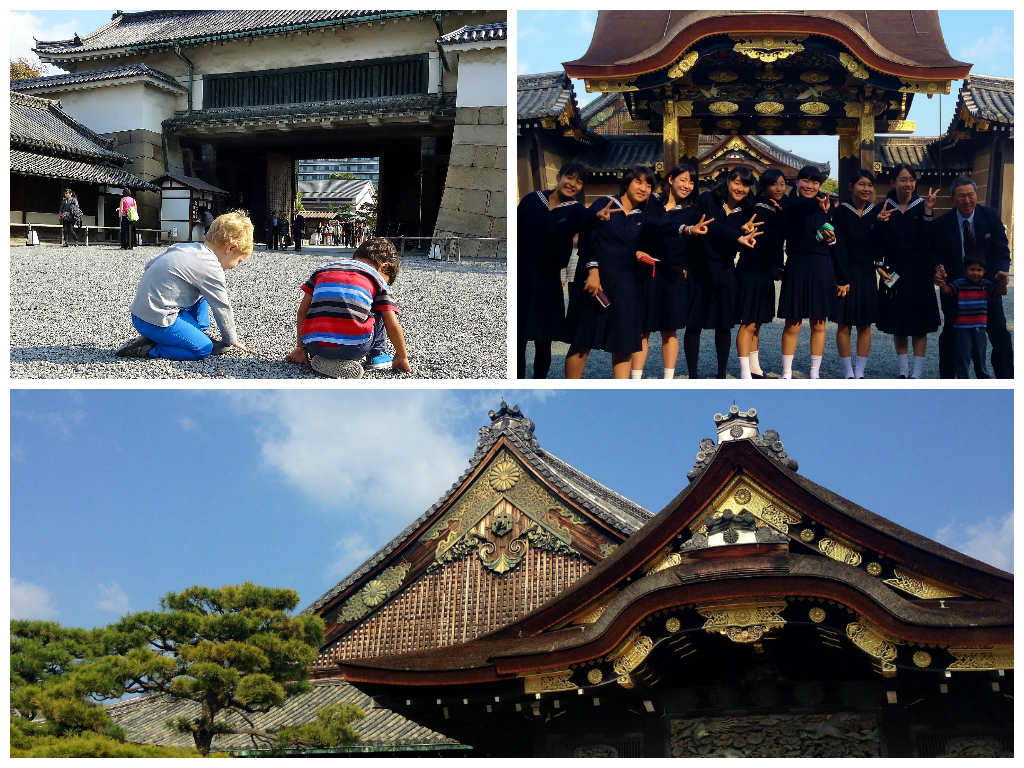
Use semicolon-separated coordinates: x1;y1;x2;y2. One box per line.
839;52;869;80
818;536;863;566
946;646;1014;671
866;562;883;576
912;650;932;668
799;102;829;115
799;528;815;542
587;668;604;684
621;120;651;132
716;118;742;131
675;100;694;117
609;630;654;676
847;620;903;677
755;63;784;82
709;70;739;83
796;119;822;130
755;102;785;115
731;34;807;63
522;669;577;694
586;77;638;93
809;607;826;624
698;600;787;644
898;78;951;96
734;488;753;504
709;101;739;115
487;457;522;491
667;51;700;79
617;674;635;689
884;568;964;599
337;562;412;624
665;617;681;633
844;102;863;118
800;70;829;84
757;118;782;130
887;120;916;133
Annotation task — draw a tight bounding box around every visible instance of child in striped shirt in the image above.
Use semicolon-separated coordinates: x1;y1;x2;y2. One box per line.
937;254;1008;379
285;238;411;378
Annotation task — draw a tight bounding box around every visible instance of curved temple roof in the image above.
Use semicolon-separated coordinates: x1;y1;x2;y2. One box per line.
563;11;970;80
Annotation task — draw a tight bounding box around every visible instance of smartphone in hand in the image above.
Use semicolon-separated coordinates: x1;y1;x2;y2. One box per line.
884;271;900;289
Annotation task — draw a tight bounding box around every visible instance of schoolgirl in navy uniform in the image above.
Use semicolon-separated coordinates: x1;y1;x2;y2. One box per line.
516;161;591;379
683;167;761;378
832;169;882;378
735;168;786;378
873;163;939;378
630;164;714;379
563;166;652;379
777;165;839;379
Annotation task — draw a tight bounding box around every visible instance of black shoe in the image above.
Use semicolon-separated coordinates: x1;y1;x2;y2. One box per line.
846;376;855;380
751;372;765;379
899;374;907;379
115;336;155;358
210;340;233;356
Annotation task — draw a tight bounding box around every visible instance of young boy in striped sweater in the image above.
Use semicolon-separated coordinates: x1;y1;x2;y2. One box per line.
285;238;411;378
936;254;1008;379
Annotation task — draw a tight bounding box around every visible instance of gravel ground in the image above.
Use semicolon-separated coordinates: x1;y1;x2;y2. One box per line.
11;244;506;379
525;283;1013;379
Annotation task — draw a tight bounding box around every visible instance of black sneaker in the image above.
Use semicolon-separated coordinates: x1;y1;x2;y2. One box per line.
210;340;234;356
115;336;155;358
310;355;364;379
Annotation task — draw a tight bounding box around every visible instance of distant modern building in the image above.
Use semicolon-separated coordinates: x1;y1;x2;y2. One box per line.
298;158;379;183
297;178;375;212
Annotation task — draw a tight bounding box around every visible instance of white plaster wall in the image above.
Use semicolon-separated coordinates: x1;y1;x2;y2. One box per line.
453;48;506;108
141;85;183;133
57;83;145;134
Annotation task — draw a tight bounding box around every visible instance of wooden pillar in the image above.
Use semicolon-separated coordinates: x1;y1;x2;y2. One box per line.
859;101;875;174
678;119;702;173
662;100;678;176
836;119;861;195
420;136;437;237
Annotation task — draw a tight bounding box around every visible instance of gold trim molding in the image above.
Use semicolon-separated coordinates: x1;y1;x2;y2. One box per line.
799;102;829;115
697;600;787;644
898;78;951;96
690;474;802;535
818;534;863;566
585;77;638;93
621;120;651;132
522;669;577;694
730;34;807;63
754;101;785;115
607;629;654;677
947;646;1014;672
839;52;869;80
668;50;699;79
886;120;916;133
847;619;903;677
883;567;964;599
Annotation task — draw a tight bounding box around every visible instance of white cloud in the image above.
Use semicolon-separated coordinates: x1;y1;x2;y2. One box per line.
97;581;130;614
11;578;58;620
225;391;472;533
178;416;199;432
935;512;1013;573
15;408;86;439
10;12;77;63
326;534;376;579
956;27;1013;77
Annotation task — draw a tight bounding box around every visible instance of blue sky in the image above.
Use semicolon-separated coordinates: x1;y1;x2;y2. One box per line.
11;389;1013;629
517;10;1013;180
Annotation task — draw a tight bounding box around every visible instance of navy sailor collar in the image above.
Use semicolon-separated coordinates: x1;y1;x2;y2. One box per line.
536;190;580;209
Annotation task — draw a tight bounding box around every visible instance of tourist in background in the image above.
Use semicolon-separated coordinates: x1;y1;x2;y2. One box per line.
119;187;137;250
832;169;882;379
291;208;305;251
59;189;82;247
873;164;939;379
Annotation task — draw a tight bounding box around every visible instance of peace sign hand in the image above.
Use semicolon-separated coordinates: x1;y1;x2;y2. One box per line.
737;230;760;249
596;198;620;222
924;187;938;211
876;199;893;223
690;214;714;236
769;198;782;211
818;192;831;213
741;213;764;234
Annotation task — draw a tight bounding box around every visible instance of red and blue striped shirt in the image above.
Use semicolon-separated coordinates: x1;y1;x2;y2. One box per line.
300;259;398;347
947;278;999;328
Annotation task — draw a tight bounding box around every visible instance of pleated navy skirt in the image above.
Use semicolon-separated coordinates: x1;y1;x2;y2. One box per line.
833;265;880;326
777;251;837;320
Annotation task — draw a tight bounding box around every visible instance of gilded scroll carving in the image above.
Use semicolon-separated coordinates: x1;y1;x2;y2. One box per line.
883;567;963;599
839;52;869;80
698;600;786;644
522;669;577;694
730;34;807;62
846;620;902;677
337;562;411;624
818;536;863;566
609;630;654;676
667;51;699;79
947;646;1014;671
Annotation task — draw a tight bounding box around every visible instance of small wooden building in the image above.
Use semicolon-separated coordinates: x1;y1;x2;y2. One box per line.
152;172;230;242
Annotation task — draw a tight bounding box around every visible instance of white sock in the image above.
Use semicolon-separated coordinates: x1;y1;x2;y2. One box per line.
749;350;763;375
840;356;853;379
854;355;867;379
897;353;909;378
810;355;823;379
782;354;794;379
630;369;643;379
912;355;925;379
663;368;675;380
739;357;751;379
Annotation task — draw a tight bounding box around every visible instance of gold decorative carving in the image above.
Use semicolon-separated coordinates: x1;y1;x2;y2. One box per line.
609;630;654;676
898;78;951;96
799;102;829;115
808;607;826;624
755;63;784;82
621;120;651;132
585;78;638;93
860;102;874;142
873;162;882;173
883;568;964;599
731;34;807;63
800;70;829;84
487;457;522;491
734;488;752;505
758;505;797;534
665;617;681;633
709;101;739;115
795;119;822;130
846;620;903;677
887;120;916;133
912;651;932;668
667;51;699;79
675;100;693;117
799;528;815;542
644;548;682;576
691;476;801;536
863;562;882;577
587;668;604;684
522;669;577;694
709;69;738;83
337;562;411;624
839;52;869;80
698;600;787;644
839;134;859;159
947;646;1014;671
844;102;863;119
818;536;863;566
754;101;785;115
757;118;782;130
836;118;859;130
617;674;635;689
716;119;742;131
663;112;678;144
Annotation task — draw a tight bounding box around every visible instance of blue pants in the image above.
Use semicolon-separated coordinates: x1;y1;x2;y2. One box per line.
955;326;990;379
132;299;214;360
305;313;387;361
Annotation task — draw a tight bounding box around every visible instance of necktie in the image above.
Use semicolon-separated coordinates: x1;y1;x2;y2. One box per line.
962;219;976;259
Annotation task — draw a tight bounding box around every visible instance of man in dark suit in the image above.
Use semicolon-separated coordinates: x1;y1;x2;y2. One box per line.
291;208;305;251
932;176;1013;379
266;211;280;250
277;214;290;249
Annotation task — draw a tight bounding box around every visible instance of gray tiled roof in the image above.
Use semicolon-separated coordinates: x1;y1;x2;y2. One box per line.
744;135;830;176
11;149;158;191
165;93;455;132
34;11;438;58
564;135;662;170
962;74;1013;126
437;22;506;45
10;63;184;93
517;71;578;121
105;678;459;752
152;172;229;195
302;405;652;616
580;92;618;123
875;136;974;173
298;178;375;200
11;91;125;164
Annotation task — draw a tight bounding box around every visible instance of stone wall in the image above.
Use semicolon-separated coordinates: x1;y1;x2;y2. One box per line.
433;104;507;256
104;128;184;230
